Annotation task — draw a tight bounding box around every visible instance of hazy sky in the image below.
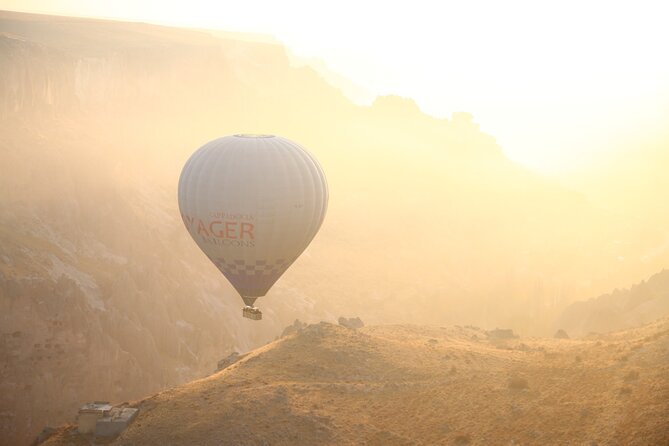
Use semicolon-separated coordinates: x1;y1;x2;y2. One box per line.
4;0;669;173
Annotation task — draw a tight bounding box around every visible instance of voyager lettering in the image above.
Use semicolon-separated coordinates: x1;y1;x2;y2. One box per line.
182;213;255;241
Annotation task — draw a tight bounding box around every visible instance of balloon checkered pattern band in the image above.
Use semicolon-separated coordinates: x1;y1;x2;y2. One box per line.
213;257;291;276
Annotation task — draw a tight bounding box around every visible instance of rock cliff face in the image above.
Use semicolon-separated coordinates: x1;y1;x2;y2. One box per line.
0;12;232;118
0;34;76;118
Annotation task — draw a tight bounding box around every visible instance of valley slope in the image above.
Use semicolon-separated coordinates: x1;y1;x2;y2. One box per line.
46;319;669;445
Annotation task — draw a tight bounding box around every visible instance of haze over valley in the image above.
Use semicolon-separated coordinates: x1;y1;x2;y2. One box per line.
0;7;668;445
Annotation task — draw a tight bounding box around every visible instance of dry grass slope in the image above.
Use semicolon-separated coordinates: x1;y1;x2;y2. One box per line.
44;319;669;445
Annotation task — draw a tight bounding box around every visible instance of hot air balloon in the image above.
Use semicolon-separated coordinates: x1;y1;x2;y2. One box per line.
178;134;328;320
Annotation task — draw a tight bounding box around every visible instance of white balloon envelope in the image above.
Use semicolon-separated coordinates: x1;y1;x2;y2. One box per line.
178;134;328;320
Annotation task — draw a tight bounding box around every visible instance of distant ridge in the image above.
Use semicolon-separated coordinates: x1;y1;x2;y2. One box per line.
558;269;669;337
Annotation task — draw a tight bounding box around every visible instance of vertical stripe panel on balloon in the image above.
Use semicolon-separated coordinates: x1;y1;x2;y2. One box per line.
289;141;325;259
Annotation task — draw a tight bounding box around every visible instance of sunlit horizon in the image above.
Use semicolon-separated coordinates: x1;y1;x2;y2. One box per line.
3;0;669;174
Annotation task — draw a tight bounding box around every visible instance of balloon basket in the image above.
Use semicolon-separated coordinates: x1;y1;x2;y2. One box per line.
243;306;262;320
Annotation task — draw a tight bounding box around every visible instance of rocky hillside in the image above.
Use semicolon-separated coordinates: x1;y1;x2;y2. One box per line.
557;269;669;337
44;319;669;445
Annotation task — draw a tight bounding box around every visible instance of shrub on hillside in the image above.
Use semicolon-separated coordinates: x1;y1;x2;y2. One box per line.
454;434;471;445
623;370;639;382
508;376;529;390
554;329;570;339
338;316;364;329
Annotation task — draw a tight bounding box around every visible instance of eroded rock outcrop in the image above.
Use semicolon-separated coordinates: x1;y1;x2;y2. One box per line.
338;316;364;329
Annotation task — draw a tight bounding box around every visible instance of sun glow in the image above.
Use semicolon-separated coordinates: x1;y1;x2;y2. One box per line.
4;0;669;173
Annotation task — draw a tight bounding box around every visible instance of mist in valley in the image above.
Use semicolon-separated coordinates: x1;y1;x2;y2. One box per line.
1;7;668;446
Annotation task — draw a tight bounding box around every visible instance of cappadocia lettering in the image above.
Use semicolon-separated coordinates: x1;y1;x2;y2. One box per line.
181;213;256;247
